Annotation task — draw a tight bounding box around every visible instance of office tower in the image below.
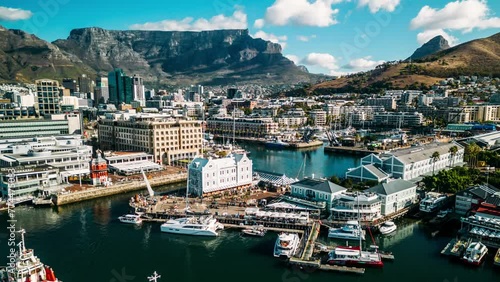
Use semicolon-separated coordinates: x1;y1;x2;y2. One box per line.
108;69;133;106
132;74;145;103
36;79;61;116
78;74;94;94
95;77;109;104
62;78;78;94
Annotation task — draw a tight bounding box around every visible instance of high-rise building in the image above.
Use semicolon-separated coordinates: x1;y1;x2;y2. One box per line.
78;74;94;94
108;69;133;106
62;78;78;94
95;77;109;104
132;74;145;103
36;79;61;116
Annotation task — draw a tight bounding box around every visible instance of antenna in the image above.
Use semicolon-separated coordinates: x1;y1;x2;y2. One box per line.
147;271;161;282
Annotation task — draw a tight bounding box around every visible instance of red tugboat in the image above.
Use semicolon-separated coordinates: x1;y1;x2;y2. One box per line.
0;229;61;282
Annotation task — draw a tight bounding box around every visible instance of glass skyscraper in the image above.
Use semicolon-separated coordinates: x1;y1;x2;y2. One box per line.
108;68;133;106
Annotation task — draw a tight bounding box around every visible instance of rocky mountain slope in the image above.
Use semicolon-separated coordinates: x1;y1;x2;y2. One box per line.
408;35;450;60
52;27;315;85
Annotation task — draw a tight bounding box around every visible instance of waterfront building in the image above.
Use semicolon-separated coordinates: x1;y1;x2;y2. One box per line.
104;152;162;175
373;112;424;127
188;153;253;197
330;192;382;221
36;79;61;116
90;151;108;185
366;179;418;216
0;114;81;140
365;97;397;110
455;184;500;215
98;113;202;165
277;116;308;128
108;68;133;106
206;117;278;138
290;178;346;212
347;142;464;182
309;110;327;126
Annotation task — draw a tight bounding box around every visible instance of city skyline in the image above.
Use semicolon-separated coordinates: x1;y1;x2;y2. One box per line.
0;0;499;76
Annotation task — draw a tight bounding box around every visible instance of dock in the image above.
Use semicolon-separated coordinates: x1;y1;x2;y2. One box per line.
288;140;323;149
324;146;380;156
319;264;365;274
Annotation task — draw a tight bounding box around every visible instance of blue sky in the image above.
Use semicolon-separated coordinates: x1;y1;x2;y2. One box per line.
1;0;499;75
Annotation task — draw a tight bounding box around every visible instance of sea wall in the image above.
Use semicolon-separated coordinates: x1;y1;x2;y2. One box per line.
53;173;187;206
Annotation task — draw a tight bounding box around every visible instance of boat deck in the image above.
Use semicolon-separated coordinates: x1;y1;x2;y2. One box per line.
441;238;469;257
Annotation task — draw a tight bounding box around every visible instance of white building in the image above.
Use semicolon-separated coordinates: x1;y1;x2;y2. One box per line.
188;153;253;196
331;192;382;221
366;179;418;216
290;178;347;212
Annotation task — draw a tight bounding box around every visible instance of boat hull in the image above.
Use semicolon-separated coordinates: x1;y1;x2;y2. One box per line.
379;226;397;235
327;259;384;268
160;226;218;236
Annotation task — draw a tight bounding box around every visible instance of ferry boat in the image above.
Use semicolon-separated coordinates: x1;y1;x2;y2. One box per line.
118;214;143;225
462;241;488;266
328;221;366;241
419;192;448;213
379;221;397;235
273;233;300;258
264;138;290;149
0;229;61;282
241;225;266;237
494;248;500;267
326;245;384;268
160;215;222;237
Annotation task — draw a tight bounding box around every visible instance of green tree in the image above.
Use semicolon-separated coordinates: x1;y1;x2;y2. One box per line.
422;167;480;194
329;176;341;185
432;151;440;176
465;142;482;168
341;178;353;188
449;145;458;167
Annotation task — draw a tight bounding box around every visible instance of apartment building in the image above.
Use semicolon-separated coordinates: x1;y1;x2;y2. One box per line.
206;117;278;138
36;79;61;116
98;113;202;165
365;97;397;110
373;112;424;127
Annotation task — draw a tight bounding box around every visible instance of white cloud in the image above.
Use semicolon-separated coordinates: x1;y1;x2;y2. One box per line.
343;56;385;71
301;53;340;70
285;55;300;65
253;30;288;49
416;29;459;46
297;35;317;42
263;0;341;27
410;0;500;33
0;6;32;21
130;7;247;31
358;0;401;13
254;19;265;29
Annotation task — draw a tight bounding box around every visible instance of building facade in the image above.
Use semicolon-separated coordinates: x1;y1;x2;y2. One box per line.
206;117;278;138
36;79;61;116
366;179;418;216
108;69;133;106
188;154;253;196
290;178;346;212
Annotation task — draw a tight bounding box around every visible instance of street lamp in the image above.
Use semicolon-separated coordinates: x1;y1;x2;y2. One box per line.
486;167;495;185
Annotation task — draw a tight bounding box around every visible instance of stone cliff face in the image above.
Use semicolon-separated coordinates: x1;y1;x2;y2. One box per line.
53;28;309;84
408;35;450;61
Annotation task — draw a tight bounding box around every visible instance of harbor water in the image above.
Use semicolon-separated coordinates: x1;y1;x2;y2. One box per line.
1;143;498;281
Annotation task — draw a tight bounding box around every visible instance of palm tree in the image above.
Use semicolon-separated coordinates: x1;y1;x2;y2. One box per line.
449;145;458;167
432;151;440;175
465;142;482;168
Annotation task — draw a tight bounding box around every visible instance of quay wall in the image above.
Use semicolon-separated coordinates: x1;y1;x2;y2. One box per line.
53;173;187;206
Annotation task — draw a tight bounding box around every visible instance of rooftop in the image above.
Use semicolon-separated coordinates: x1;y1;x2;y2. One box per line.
367;179;417;196
292;178;346;194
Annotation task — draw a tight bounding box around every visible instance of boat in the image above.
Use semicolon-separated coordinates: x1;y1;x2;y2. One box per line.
0;229;61;282
241;225;266;237
264;138;290;149
160;215;221;236
494;248;500;267
273;233;300;258
328;220;366;241
327;192;384;268
462;241;488;266
419;192;448;213
437;209;453;219
379;221;397;235
118;214;143;225
326;245;384;268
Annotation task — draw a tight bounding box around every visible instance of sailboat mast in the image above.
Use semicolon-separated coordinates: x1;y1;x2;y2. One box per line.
232;102;236;146
358;192;362;250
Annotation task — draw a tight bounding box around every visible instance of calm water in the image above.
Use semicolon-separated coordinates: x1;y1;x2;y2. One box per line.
0;144;498;282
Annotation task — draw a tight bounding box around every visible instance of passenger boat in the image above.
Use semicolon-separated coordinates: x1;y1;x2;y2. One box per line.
241;225;266;237
462;241;488;266
264;138;290;149
379;221;397;235
328;220;366;241
160;215;222;237
326;245;384;268
0;229;61;282
419;192;448;213
118;214;143;225
494;248;500;267
273;233;300;258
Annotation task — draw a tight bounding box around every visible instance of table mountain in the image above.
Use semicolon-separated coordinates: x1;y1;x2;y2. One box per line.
408;35;450;61
52;27;315;85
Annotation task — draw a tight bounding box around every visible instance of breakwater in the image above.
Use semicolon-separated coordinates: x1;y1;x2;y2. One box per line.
53;173;187;206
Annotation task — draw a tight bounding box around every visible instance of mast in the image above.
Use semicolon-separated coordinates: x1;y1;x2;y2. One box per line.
357;192;362;251
232;102;236;147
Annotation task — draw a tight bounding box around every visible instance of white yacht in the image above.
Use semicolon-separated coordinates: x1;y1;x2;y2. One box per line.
462;241;488;266
160;216;222;237
419;192;448;213
328;221;366;241
118;214;143;225
273;233;300;258
379;221;397;235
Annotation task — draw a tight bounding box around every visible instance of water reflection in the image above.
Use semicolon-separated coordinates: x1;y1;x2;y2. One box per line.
376;220;417;249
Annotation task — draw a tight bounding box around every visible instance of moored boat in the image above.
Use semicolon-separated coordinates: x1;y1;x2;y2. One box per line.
118;214;143;225
328;220;366;241
273;233;300;258
420;192;448;213
326;245;384;268
264;138;290;149
241;225;266;237
494;248;500;267
0;229;61;282
379;221;397;235
160;215;221;237
462;241;488;266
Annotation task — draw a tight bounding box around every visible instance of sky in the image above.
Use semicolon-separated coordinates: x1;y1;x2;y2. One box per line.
0;0;499;76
